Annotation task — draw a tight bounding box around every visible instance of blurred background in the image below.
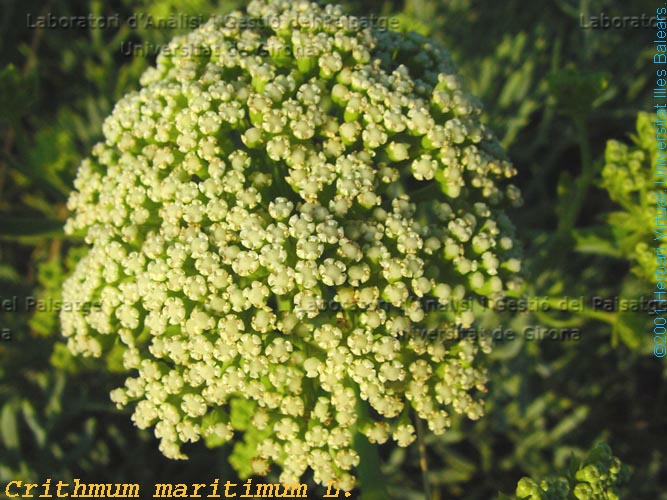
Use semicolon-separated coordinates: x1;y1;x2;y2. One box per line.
0;0;664;498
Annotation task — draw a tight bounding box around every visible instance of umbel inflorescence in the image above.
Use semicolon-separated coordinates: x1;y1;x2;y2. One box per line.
61;0;522;489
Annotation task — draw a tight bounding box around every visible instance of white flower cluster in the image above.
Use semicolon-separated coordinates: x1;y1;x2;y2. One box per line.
61;0;522;490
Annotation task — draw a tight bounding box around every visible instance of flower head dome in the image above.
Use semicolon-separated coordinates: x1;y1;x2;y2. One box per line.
61;0;522;489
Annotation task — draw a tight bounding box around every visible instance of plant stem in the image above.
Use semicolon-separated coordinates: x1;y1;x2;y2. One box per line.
531;114;596;275
415;414;433;500
541;295;617;324
0;126;15;204
556;116;594;239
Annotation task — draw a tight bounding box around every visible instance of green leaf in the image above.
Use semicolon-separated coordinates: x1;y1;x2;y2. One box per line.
229;426;271;479
229;398;256;431
547;406;590;444
0;64;37;124
21;400;46;448
0;216;64;241
0;264;21;284
548;67;609;119
612;309;645;350
429;467;475;485
201;408;230;448
437;449;477;483
554;171;574;222
45;371;66;418
354;432;391;500
572;226;621;257
0;400;20;450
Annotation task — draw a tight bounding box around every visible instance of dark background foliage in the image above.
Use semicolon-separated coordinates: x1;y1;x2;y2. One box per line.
0;0;664;498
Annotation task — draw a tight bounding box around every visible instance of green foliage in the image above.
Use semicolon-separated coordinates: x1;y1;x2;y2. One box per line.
500;443;630;500
597;112;659;283
0;0;665;499
547;68;609;121
0;64;37;125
